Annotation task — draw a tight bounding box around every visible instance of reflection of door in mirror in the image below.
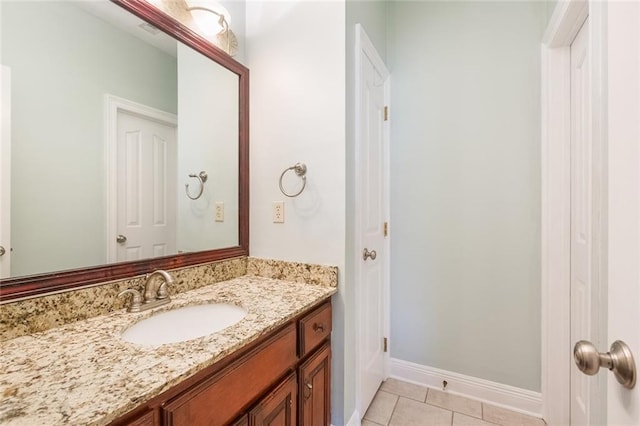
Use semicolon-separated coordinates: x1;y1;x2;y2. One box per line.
112;104;177;262
1;0;242;280
2;0;179;276
105;95;179;264
0;65;11;278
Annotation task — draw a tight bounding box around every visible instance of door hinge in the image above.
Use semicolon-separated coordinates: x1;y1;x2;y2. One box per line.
383;337;388;352
384;106;389;121
383;222;388;237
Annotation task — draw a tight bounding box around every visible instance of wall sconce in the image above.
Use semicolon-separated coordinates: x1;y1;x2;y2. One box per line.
184;0;237;56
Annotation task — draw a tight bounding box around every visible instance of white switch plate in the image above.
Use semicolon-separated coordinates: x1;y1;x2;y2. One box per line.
215;202;224;222
273;201;284;223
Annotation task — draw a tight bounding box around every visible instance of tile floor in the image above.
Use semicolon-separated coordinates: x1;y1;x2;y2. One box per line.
363;379;546;426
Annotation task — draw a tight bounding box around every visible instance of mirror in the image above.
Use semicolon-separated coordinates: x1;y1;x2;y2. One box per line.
0;0;249;300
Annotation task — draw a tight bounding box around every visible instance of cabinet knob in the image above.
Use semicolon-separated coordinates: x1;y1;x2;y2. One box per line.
313;323;325;333
304;380;313;399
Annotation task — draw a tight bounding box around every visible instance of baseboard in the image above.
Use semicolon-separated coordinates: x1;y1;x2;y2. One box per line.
345;409;360;426
390;358;543;418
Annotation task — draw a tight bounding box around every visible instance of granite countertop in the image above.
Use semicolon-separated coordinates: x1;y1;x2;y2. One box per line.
0;276;337;425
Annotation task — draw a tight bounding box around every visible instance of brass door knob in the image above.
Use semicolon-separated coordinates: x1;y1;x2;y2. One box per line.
363;248;377;261
574;340;636;389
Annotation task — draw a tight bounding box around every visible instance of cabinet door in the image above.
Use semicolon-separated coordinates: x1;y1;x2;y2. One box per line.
231;415;249;426
298;343;331;426
111;408;156;426
249;373;297;426
124;411;154;426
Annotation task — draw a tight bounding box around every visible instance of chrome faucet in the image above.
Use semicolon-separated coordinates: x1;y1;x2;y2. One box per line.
143;270;175;302
118;270;175;313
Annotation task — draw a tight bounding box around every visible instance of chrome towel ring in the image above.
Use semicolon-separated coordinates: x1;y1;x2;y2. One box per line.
185;171;208;200
279;163;307;198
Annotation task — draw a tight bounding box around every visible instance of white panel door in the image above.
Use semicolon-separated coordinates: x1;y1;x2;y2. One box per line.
0;65;11;278
606;1;640;423
356;25;390;416
570;18;599;425
116;111;177;261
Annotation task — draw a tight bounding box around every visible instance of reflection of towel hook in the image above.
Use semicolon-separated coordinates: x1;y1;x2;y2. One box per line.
279;163;307;198
185;171;208;200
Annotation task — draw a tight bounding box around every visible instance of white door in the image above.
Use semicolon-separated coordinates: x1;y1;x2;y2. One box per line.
544;1;639;423
605;1;640;423
569;18;601;425
0;65;11;278
116;111;177;261
569;2;640;424
355;24;390;417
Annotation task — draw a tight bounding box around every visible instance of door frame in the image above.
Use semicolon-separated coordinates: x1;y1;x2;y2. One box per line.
1;65;11;278
605;1;640;423
104;94;177;263
541;1;607;424
353;23;391;418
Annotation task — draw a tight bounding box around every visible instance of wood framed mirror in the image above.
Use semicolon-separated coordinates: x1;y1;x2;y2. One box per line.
0;0;249;301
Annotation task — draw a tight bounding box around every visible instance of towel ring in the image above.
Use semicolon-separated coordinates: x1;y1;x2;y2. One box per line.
279;163;307;198
185;171;208;200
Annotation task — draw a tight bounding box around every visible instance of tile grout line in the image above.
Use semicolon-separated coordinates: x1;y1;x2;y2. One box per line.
386;394;400;426
375;379;544;426
421;395;484;420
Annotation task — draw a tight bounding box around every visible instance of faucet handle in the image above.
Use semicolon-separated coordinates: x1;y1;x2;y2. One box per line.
118;289;143;312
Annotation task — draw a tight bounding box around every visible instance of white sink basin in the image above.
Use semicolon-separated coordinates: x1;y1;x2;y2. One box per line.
121;303;247;346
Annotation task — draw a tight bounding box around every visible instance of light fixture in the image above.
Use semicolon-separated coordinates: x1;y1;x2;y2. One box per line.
184;0;237;56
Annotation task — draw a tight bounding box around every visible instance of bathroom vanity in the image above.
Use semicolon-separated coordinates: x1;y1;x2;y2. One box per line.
0;273;336;425
114;300;332;426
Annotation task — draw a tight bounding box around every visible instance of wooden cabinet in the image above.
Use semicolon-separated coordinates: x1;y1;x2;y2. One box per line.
298;344;331;426
249;374;297;426
162;324;297;426
231;416;249;426
111;300;332;426
121;410;155;426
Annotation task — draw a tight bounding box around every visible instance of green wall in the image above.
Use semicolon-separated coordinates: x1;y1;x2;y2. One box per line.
177;43;238;253
388;1;545;391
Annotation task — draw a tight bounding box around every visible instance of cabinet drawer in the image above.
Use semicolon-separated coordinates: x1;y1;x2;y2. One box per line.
299;303;332;357
162;324;297;426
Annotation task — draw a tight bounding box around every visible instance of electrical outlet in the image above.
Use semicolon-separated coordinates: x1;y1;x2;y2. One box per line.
273;201;284;223
215;202;224;222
